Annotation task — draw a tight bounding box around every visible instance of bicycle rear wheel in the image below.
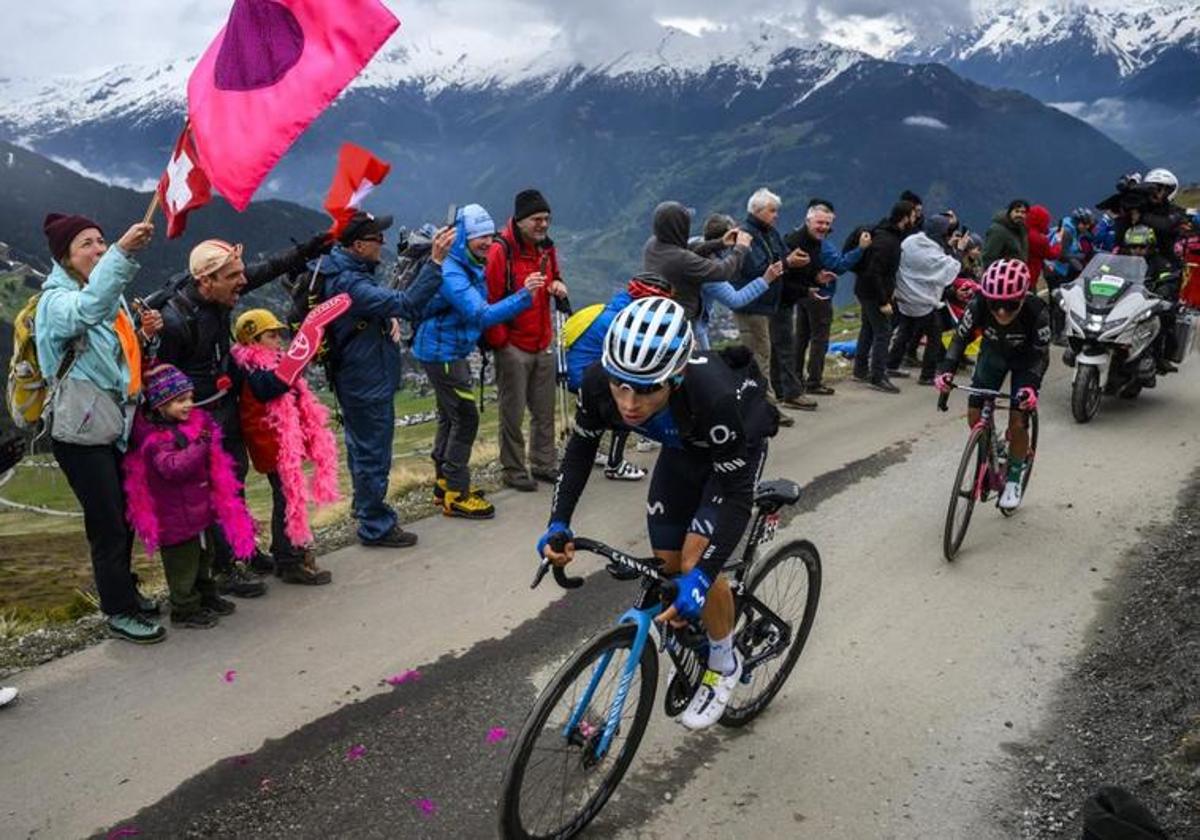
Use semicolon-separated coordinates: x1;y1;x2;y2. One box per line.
944;425;988;561
499;624;658;840
721;540;822;727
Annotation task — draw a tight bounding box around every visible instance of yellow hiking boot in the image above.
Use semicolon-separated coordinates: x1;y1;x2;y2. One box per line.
432;478;486;505
443;489;495;520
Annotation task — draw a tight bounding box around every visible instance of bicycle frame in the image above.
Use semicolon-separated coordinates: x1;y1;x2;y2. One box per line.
557;504;790;762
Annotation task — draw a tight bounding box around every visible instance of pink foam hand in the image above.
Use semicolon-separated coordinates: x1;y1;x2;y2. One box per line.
274;293;351;386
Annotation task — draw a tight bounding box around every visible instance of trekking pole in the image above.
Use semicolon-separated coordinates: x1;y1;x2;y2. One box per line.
554;295;574;441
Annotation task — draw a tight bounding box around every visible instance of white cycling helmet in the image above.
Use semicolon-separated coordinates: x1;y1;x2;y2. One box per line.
1144;167;1178;199
602;296;694;387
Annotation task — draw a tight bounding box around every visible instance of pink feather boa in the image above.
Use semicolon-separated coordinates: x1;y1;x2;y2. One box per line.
123;409;257;559
230;343;340;547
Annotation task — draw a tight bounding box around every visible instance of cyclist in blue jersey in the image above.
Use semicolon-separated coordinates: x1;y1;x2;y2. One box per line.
540;296;780;729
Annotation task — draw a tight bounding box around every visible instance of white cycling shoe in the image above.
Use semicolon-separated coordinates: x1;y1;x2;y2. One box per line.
604;460;646;481
999;480;1023;511
680;652;742;731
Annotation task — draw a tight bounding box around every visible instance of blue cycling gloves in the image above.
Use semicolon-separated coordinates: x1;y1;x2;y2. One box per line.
537;522;573;561
670;567;713;621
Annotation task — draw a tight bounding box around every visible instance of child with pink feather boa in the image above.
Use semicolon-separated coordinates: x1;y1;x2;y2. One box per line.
230;309;340;585
123;363;256;629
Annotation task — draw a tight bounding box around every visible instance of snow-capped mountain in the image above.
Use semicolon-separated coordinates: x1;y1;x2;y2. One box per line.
891;0;1200;175
0;19;1142;305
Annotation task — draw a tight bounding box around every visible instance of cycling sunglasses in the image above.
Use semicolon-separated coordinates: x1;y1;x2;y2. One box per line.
988;299;1022;314
607;374;668;395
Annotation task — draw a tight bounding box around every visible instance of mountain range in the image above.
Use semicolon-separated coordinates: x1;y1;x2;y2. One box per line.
0;19;1145;306
893;1;1200;177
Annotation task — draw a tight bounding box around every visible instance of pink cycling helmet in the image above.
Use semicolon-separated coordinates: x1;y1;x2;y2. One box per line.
980;259;1030;301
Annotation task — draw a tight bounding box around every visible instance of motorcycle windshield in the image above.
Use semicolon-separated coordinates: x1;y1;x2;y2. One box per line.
1079;254;1147;309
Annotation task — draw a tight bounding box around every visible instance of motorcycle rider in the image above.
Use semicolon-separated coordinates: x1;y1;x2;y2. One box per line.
935;259;1050;512
1121;225;1180;373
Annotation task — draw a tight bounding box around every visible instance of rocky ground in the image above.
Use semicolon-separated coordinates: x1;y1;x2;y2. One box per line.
1000;474;1200;838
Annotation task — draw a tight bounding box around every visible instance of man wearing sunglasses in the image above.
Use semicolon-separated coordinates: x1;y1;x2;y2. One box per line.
935;259;1050;511
539;296;779;731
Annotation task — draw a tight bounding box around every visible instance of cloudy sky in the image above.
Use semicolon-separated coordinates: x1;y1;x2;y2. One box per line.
0;0;997;79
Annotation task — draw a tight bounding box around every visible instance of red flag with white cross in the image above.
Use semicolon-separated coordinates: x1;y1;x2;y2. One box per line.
156;124;213;239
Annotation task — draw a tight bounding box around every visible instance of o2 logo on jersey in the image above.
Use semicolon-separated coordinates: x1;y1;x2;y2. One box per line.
709;424;735;445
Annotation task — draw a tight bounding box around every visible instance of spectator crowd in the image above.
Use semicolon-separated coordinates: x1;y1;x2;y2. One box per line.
5;170;1196;647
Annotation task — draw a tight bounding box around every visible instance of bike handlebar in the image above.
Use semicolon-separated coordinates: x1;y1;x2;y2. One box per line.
937;382;1016;412
531;533;666;592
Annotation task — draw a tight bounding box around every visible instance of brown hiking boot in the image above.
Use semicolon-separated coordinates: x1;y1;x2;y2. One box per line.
280;551;332;585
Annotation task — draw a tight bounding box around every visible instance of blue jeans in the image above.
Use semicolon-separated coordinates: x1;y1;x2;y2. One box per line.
339;397;398;541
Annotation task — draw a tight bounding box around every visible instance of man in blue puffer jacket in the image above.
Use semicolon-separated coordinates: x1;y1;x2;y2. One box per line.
413;204;541;520
321;212;453;548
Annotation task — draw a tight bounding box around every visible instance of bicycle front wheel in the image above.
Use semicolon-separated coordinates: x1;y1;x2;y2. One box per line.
944;425;988;561
499;623;658;840
721;539;822;727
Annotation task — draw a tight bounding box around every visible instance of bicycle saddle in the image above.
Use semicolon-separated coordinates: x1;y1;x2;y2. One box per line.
754;479;801;511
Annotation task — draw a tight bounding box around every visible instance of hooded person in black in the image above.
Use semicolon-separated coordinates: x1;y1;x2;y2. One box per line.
853;200;918;392
642;201;750;323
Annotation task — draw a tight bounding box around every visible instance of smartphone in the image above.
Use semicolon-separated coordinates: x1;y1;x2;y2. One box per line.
445;204;458;229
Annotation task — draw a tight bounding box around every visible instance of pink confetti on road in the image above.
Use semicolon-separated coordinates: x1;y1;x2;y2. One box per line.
223;670;237;683
385;670;421;686
107;828;140;840
346;744;367;761
486;727;509;744
259;777;273;792
230;754;252;767
413;798;438;817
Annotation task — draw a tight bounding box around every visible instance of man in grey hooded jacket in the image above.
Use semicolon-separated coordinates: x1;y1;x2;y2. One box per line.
641;201;751;322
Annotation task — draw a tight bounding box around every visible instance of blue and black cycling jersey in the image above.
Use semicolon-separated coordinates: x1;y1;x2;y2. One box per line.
549;348;779;578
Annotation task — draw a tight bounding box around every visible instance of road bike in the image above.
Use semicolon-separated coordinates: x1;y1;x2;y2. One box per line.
497;480;821;839
938;384;1039;561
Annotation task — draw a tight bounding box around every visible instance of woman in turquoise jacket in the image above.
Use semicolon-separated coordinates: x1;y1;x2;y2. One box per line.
413;204;542;519
35;213;166;645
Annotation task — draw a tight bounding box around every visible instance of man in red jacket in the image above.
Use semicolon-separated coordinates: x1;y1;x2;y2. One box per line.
1025;205;1064;289
485;189;569;491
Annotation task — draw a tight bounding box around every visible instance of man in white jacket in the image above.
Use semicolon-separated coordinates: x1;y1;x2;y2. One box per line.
886;217;964;384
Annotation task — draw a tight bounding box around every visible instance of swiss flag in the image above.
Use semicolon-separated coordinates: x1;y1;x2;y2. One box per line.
156;125;213;239
324;143;391;239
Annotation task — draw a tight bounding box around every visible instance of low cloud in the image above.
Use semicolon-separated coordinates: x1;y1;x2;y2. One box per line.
903;115;949;129
49;155;157;192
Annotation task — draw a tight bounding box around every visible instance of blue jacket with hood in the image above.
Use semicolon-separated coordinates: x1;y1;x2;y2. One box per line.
412;206;533;364
319;244;443;405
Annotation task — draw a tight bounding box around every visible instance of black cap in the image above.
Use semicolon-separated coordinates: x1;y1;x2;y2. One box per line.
514;189;551;222
340;211;393;246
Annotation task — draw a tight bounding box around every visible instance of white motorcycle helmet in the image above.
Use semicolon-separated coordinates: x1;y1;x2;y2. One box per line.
1144;168;1178;200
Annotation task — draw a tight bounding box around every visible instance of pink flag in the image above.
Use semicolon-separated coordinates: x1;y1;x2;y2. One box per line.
188;0;400;211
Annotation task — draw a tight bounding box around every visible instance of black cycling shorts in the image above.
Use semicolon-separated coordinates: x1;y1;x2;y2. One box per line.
645;442;768;553
969;350;1039;409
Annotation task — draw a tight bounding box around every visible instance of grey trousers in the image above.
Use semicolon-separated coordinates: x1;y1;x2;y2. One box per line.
494;344;557;478
733;312;777;402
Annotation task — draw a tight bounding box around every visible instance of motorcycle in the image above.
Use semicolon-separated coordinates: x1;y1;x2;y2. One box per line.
1055;253;1177;423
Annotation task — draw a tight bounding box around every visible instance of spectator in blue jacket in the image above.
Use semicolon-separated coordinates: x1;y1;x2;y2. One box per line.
413;204;540;520
321;212;452;548
691;214;783;349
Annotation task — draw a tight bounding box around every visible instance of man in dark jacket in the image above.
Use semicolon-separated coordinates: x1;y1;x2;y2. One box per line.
321;212;452;547
786;200;869;399
730;188;800;425
642;201;750;323
484;189;569;492
852;200;918;393
159;233;330;595
982;200;1030;267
